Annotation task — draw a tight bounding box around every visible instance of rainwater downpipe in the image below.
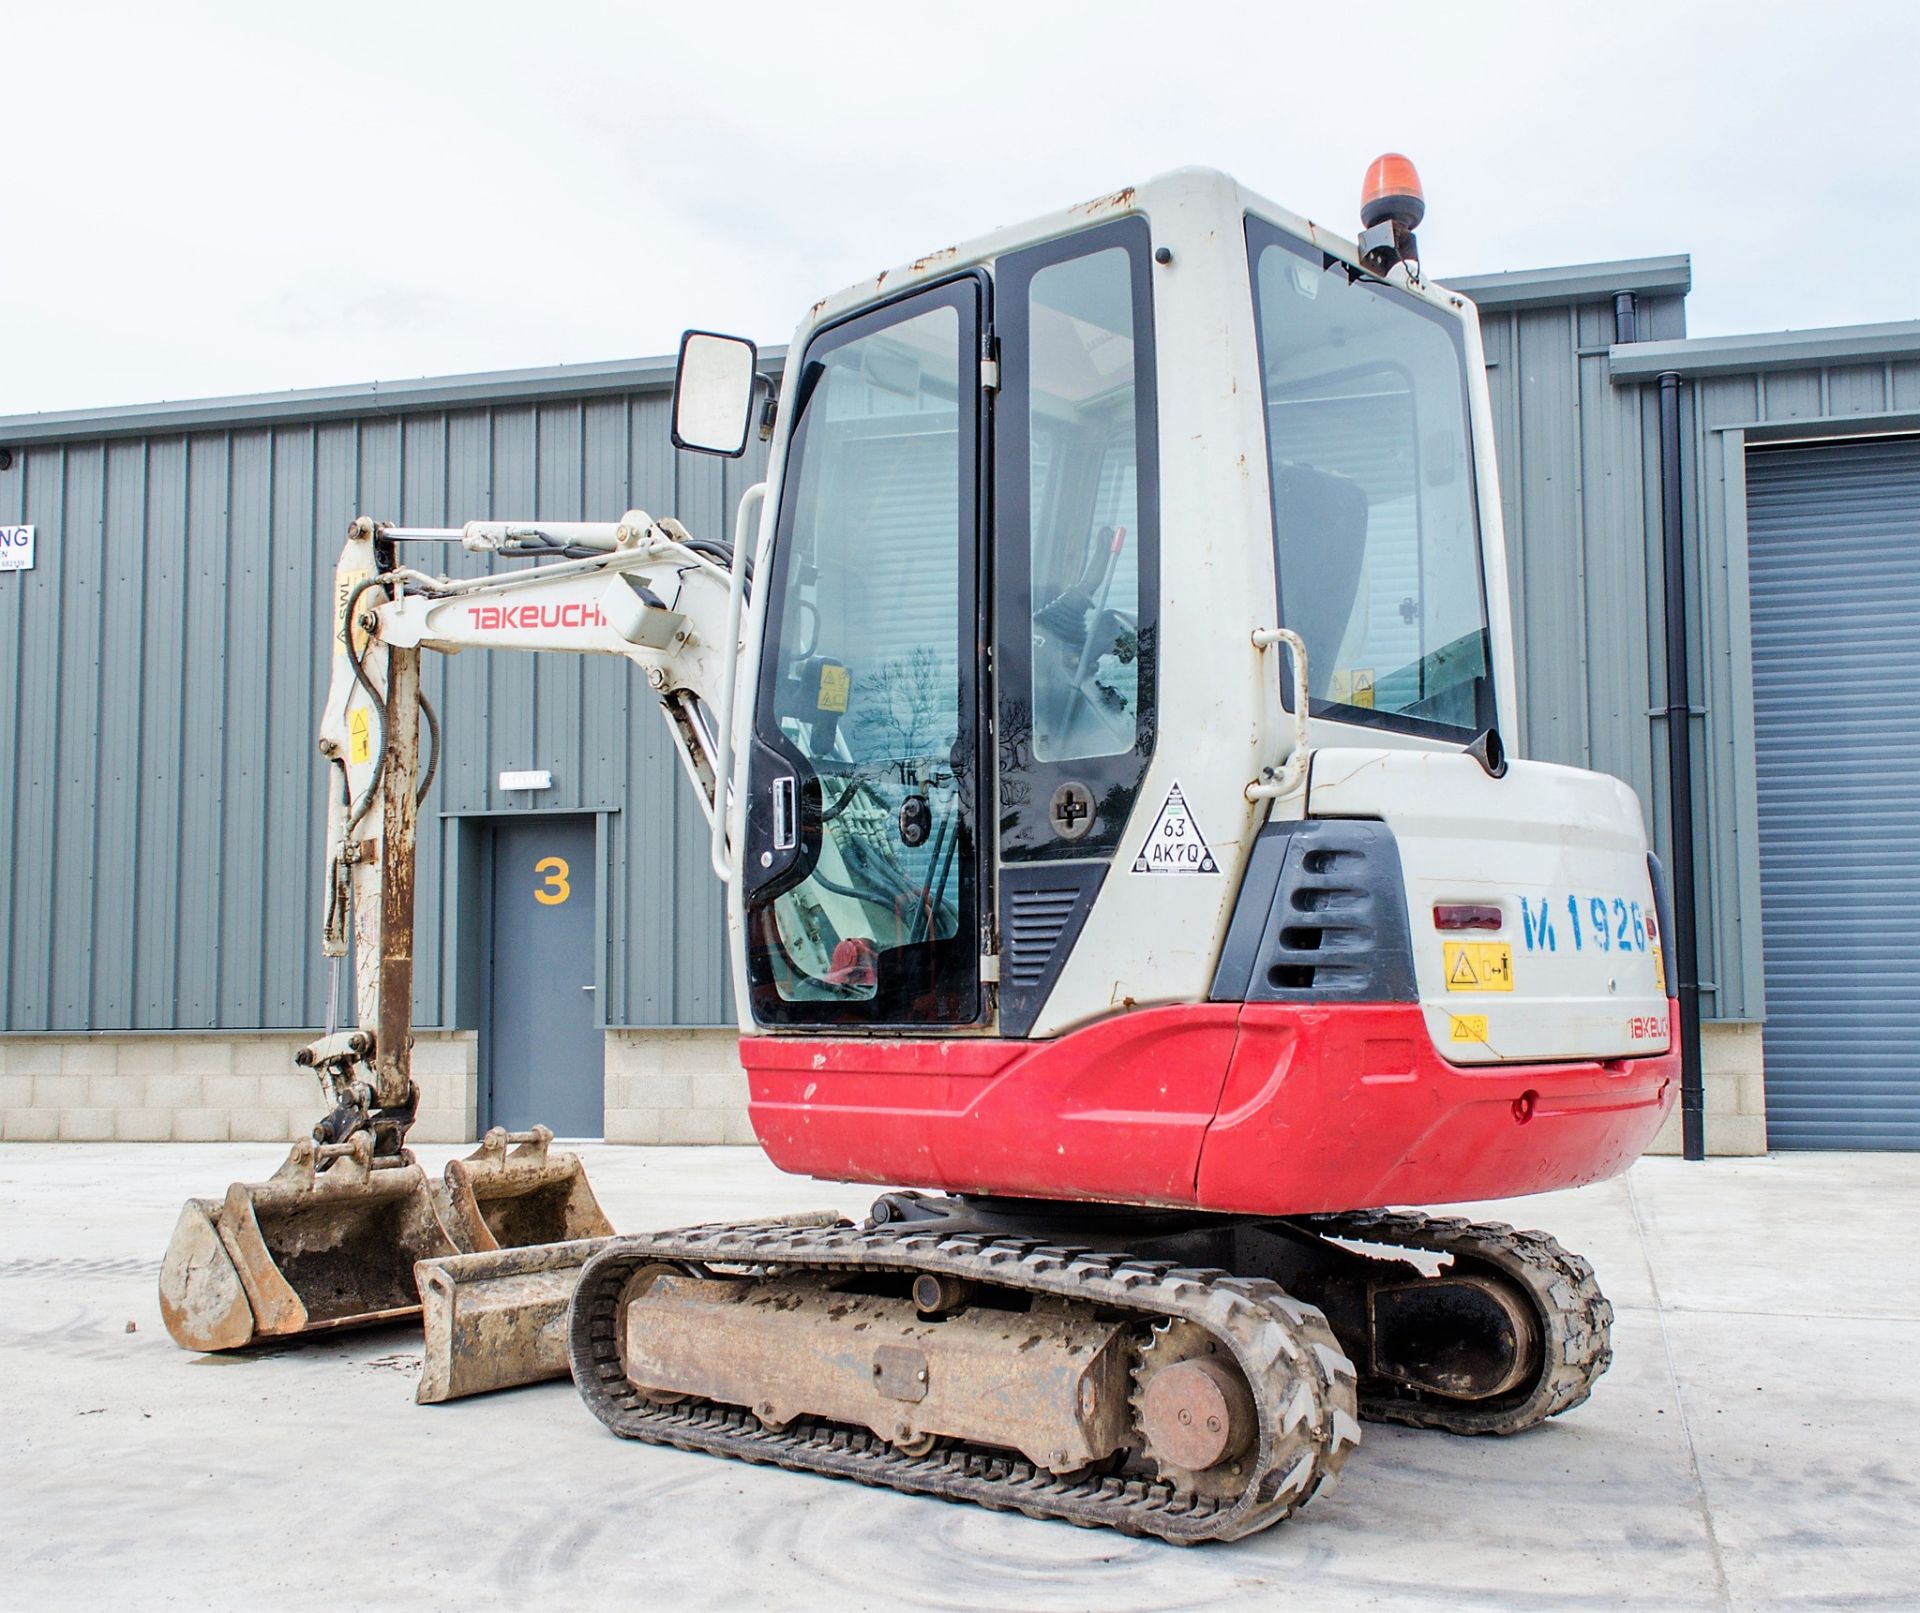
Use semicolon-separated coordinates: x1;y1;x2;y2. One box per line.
1657;368;1707;1161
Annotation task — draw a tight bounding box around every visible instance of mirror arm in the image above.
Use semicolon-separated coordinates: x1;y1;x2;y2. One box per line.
755;374;779;443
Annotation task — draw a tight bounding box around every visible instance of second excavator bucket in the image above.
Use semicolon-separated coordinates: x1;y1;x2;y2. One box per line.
433;1126;613;1253
410;1129;616;1403
158;1132;459;1352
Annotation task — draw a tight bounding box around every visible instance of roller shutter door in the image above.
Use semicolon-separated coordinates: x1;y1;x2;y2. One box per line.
1747;436;1920;1148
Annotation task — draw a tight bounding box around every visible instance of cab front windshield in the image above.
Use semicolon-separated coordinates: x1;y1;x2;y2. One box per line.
1249;219;1493;739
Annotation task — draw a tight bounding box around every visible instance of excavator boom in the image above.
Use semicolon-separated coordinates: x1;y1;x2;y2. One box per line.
161;510;736;1367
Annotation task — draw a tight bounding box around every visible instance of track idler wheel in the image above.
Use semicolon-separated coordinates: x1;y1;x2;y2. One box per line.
1292;1211;1614;1436
1130;1320;1258;1498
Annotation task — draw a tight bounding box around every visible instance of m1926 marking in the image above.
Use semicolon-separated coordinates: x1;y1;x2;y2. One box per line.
1517;893;1658;958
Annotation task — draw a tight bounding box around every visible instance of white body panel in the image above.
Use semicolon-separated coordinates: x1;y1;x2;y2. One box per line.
1308;749;1671;1063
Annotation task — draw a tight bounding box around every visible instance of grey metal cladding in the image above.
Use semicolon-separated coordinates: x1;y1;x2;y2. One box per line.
1210;819;1417;1004
0;377;767;1033
997;862;1106;1038
1473;280;1760;1020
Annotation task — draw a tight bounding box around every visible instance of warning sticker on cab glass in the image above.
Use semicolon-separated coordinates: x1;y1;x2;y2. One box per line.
1444;941;1513;992
1132;781;1217;874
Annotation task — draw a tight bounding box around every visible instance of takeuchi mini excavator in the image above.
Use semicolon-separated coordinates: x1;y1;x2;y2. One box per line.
159;161;1679;1543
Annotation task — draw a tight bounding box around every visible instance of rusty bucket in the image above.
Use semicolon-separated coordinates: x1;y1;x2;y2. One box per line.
412;1237;613;1403
433;1127;613;1253
158;1132;459;1353
409;1128;615;1403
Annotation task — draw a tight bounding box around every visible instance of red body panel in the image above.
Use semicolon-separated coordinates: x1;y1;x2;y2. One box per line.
742;1002;1679;1215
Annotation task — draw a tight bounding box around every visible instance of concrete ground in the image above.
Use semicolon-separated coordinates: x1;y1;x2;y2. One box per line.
2;1146;1915;1613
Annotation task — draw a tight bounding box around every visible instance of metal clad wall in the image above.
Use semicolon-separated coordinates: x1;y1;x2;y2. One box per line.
0;388;768;1033
1473;286;1769;1023
1745;438;1920;1148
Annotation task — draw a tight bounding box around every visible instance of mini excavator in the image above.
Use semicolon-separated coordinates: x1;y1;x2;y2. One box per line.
161;161;1678;1543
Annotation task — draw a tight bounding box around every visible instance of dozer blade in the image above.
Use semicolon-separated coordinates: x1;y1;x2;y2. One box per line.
412;1212;838;1404
158;1132;459;1352
412;1238;614;1403
432;1126;613;1254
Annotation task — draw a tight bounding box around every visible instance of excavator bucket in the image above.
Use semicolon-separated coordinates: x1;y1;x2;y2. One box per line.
158;1132;460;1352
412;1238;613;1403
412;1128;615;1402
432;1126;613;1253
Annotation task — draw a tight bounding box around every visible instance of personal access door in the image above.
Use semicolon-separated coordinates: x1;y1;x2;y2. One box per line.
741;277;987;1029
485;814;604;1135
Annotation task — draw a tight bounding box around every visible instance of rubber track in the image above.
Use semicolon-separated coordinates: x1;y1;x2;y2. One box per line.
569;1220;1361;1543
1304;1209;1613;1436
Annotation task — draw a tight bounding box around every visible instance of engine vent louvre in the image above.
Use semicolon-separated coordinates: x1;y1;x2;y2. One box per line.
996;862;1107;1038
1210;819;1417;1004
1007;889;1084;988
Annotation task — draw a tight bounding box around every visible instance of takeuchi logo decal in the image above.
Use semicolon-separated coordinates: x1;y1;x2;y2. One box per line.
466;602;608;631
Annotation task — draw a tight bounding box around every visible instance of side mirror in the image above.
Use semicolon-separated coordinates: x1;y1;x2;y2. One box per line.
671;330;759;458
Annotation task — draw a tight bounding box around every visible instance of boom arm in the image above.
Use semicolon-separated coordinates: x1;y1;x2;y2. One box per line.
302;507;747;1152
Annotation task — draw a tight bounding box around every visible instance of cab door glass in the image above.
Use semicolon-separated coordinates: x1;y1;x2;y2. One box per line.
743;283;982;1026
996;219;1159;861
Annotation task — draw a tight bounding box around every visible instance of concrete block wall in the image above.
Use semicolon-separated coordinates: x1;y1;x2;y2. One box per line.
1;1022;1766;1156
604;1028;753;1145
1645;1022;1768;1156
0;1031;477;1144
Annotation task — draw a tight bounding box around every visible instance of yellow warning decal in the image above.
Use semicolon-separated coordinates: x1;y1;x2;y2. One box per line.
348;707;372;766
1449;1013;1489;1043
1444;941;1513;993
1652;945;1667;995
1327;668;1377;709
817;663;850;713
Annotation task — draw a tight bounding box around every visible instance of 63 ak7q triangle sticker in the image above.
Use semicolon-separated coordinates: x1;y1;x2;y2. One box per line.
1132;780;1218;874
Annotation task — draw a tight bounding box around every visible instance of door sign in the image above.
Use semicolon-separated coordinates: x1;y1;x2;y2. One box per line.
534;856;572;905
0;525;34;573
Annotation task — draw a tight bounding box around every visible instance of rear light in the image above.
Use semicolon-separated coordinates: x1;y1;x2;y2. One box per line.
1434;903;1502;932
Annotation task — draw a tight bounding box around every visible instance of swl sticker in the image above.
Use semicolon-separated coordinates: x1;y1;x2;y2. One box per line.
1132;781;1217;874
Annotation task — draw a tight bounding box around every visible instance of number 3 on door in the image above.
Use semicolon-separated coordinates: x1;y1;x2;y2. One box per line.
534;856;571;905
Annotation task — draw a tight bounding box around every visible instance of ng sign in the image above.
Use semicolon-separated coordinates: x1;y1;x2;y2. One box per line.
0;525;34;573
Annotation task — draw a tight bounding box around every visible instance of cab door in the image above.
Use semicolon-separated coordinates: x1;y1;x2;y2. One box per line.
991;218;1161;1036
740;277;988;1028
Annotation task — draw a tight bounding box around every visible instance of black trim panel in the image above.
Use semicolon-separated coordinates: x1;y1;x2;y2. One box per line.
996;861;1106;1037
1210;819;1417;1004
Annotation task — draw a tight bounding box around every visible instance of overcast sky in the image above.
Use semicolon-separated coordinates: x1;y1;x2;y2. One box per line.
4;1;1917;417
